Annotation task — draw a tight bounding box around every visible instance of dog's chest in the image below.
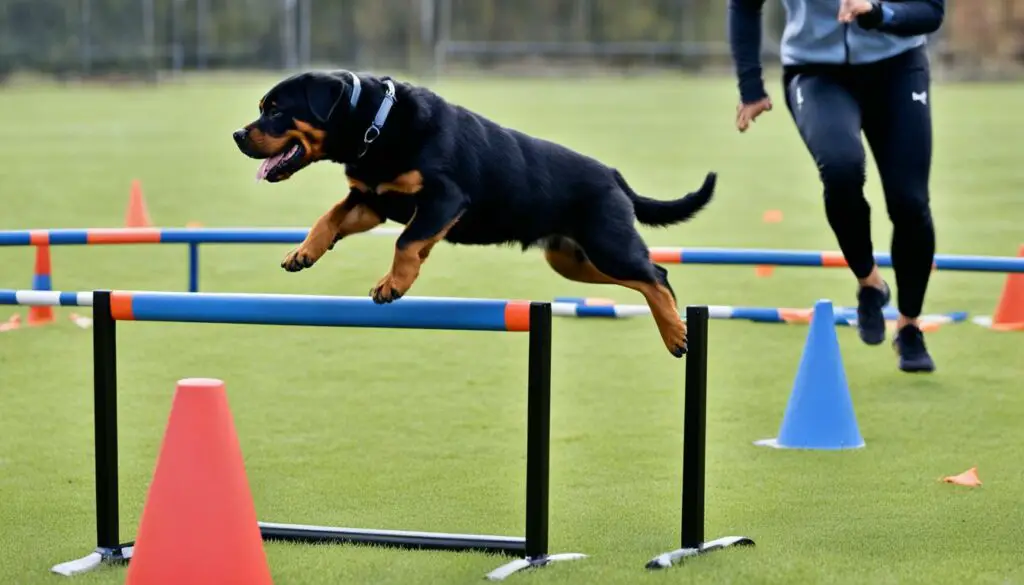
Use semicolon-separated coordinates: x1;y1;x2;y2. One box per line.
347;170;423;196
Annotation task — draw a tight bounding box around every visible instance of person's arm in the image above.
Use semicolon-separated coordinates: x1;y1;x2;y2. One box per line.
857;0;945;36
728;0;769;104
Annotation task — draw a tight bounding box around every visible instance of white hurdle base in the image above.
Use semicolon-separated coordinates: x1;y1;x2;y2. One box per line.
51;545;133;577
485;553;588;581
645;536;754;570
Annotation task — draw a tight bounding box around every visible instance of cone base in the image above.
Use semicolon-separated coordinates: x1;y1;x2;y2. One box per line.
753;437;865;450
27;306;55;327
971;315;1024;331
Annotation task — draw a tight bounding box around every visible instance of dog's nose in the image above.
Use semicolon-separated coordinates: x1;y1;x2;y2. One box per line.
232;128;248;146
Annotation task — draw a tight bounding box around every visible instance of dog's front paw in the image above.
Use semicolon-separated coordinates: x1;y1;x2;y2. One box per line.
281;246;322;272
369;273;406;304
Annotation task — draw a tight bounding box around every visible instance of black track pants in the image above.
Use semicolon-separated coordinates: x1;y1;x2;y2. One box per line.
783;46;935;319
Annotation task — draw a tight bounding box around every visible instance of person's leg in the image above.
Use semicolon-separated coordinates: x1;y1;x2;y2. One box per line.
783;69;890;344
860;48;936;372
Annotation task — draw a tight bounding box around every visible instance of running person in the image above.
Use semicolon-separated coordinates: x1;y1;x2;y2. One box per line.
728;0;945;373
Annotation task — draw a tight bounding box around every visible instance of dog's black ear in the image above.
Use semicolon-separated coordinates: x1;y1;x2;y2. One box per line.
304;71;353;125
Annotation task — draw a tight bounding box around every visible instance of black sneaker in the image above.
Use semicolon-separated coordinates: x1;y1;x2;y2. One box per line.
893;324;936;373
856;281;891;345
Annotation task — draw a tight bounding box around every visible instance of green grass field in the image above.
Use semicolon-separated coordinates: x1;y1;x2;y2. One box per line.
0;72;1022;585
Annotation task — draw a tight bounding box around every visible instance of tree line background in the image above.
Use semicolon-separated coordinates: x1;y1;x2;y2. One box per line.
0;0;1020;81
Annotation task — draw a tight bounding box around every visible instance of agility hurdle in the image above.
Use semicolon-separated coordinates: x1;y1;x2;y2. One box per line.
47;290;585;581
0;227;401;293
645;306;755;569
551;297;970;327
649;247;1024;273
2;228;1022;295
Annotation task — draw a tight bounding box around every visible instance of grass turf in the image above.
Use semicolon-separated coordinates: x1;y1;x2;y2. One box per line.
0;72;1022;585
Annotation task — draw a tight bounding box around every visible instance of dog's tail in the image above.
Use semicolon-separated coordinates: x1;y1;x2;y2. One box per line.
615;170;716;227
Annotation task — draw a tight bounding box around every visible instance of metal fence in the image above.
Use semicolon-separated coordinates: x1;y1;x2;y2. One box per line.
0;0;1021;81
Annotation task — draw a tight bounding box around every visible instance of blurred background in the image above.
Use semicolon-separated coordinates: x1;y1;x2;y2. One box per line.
0;0;1021;83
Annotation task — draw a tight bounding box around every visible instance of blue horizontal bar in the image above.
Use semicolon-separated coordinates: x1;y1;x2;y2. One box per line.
158;228;309;244
2;228;1020;273
112;291;530;332
0;232;30;245
681;249;829;267
0;289;92;306
671;248;1024;273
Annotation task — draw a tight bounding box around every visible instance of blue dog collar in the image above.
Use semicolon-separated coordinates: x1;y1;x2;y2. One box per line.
346;71;361;111
358;79;396;158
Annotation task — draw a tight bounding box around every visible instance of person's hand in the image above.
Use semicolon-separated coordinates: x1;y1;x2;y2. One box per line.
838;0;874;23
736;97;773;133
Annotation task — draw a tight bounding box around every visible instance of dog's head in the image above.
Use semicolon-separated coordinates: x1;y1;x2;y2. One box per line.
232;71;360;183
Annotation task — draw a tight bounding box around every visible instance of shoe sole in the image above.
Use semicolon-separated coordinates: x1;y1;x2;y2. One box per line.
900;361;936;373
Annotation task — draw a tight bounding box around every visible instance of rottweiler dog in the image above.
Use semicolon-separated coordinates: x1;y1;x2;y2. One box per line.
232;70;716;357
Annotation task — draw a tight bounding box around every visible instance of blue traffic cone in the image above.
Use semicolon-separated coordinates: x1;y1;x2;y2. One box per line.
755;299;865;450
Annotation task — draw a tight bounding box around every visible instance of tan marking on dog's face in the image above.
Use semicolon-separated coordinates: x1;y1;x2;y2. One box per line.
245;118;326;163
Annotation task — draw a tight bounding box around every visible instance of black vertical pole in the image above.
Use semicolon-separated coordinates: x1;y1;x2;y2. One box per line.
524;302;552;560
92;291;120;550
681;305;709;549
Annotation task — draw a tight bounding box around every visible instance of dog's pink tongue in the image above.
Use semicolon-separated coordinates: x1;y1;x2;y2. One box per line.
255;152;287;181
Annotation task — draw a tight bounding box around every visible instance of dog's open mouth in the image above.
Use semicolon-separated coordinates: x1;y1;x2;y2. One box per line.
255;142;305;182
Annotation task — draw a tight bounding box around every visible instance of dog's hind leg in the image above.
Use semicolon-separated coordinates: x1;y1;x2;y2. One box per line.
653;263;676;302
543;236;618;285
544;233;686;357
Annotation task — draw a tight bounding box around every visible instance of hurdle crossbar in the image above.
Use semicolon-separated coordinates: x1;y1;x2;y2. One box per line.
645;306;755;569
2;229;1021;295
650;247;1024;273
51;290;585;581
550;298;970;327
0;227;400;246
0;226;401;294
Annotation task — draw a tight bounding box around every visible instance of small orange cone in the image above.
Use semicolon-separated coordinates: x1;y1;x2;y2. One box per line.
27;245;55;327
125;378;272;585
762;210;784;224
0;314;22;332
125;179;153;228
185;220;204;228
990;244;1024;331
755;265;775;278
942;467;982;487
69;313;93;329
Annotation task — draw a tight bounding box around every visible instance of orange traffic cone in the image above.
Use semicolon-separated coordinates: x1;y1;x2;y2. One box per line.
990;244;1024;331
0;314;22;332
27;244;55;327
68;313;93;329
125;378;272;585
125;179;153;228
942;467;982;487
